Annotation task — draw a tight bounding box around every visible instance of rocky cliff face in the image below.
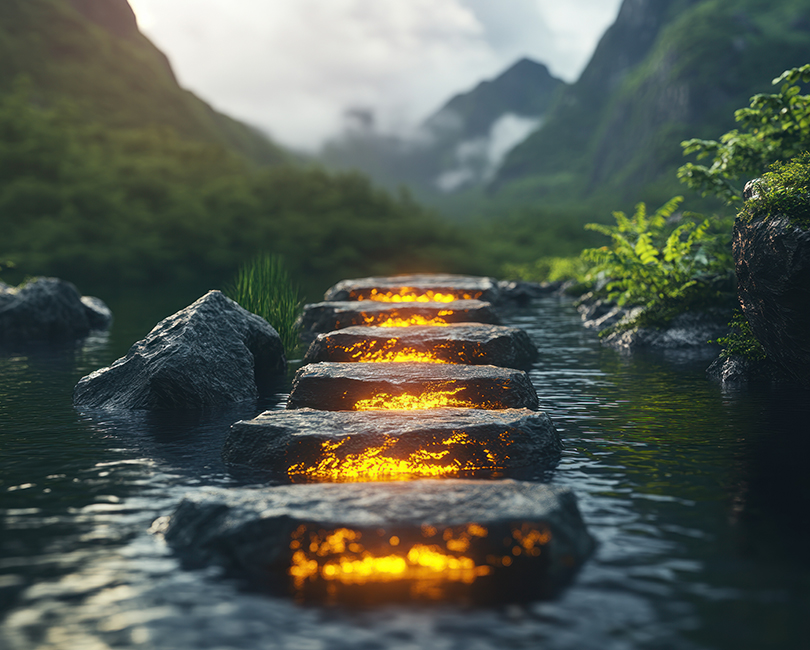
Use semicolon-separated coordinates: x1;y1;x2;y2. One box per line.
734;212;810;388
494;0;810;204
66;0;139;39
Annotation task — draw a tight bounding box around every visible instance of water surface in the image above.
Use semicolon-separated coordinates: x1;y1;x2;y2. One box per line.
1;295;808;649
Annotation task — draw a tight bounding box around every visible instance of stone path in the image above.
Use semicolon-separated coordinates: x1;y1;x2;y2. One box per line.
170;274;594;603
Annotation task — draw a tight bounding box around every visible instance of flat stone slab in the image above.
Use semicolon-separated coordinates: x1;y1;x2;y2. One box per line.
286;362;539;411
302;323;537;368
324;273;500;304
222;408;561;481
158;479;595;604
299;299;500;339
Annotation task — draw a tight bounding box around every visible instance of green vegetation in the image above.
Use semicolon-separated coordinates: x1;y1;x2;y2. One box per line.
579;198;734;332
496;0;810;209
506;60;810;339
501;256;587;284
0;0;286;165
679;64;810;204
0;85;476;298
226;254;303;358
741;152;810;226
714;310;767;360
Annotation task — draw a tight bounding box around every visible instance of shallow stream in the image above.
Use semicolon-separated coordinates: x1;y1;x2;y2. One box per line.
1;294;808;649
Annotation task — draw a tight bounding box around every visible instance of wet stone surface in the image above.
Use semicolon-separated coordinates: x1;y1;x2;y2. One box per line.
286;362;540;411
221;407;561;481
158;479;595;604
298;300;499;339
303;323;537;368
323;273;500;304
73;291;286;409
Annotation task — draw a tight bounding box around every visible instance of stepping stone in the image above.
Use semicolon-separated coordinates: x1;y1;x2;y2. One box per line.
299;299;499;339
303;323;537;368
222;408;561;482
286;362;539;411
157;479;596;604
324;273;500;304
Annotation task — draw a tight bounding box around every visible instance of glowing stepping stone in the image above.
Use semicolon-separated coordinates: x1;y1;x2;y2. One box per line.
323;273;501;304
303;323;537;369
157;479;596;604
286;362;539;411
222;407;560;482
298;299;499;339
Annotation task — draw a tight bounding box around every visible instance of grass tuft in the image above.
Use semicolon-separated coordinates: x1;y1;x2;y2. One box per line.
226;254;304;358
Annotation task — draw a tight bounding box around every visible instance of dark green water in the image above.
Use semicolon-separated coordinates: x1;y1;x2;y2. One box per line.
1;294;808;649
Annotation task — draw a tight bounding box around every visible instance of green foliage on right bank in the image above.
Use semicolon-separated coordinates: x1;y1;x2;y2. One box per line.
505;62;810;344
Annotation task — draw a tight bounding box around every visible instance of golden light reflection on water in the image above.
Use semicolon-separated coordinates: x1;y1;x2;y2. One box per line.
354;387;474;411
353;288;479;303
287;431;508;482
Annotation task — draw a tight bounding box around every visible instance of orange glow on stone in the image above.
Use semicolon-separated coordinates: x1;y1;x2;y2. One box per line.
354;288;479;303
335;340;446;364
365;314;453;328
354;387;474;411
288;524;498;588
287;431;507;483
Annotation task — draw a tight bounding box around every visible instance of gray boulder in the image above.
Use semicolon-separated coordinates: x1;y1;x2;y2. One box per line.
303;323;537;368
222;407;561;480
0;277;112;345
156;479;595;603
706;354;790;386
80;295;114;330
734;211;810;388
287;361;539;411
73;290;285;409
600;310;727;352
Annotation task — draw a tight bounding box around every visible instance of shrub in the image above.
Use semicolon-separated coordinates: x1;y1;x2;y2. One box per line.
714;310;767;360
580;197;734;330
742;152;810;226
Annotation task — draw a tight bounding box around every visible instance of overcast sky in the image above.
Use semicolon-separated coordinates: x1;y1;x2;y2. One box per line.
127;0;623;151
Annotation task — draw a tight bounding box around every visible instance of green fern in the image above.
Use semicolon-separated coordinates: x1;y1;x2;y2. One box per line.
581;197;733;331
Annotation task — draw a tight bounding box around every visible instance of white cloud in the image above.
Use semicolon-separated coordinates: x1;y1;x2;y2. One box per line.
127;0;622;150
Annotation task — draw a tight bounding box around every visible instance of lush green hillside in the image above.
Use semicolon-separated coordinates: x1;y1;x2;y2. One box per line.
0;87;479;299
0;0;287;165
0;0;489;298
495;0;810;207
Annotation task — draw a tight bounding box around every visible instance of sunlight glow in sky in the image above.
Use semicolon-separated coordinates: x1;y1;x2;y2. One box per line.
127;0;623;150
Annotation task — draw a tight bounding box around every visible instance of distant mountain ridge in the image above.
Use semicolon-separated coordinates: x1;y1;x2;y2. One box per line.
321;57;565;195
0;0;287;165
494;0;810;205
425;58;564;140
